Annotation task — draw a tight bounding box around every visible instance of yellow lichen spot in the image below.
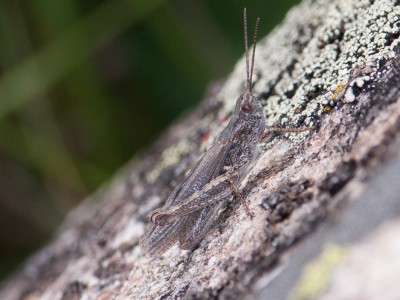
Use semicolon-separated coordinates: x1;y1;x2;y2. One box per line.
332;84;345;99
321;106;331;113
289;244;348;300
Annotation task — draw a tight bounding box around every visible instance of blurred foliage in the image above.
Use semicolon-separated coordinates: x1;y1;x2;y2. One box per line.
0;0;299;280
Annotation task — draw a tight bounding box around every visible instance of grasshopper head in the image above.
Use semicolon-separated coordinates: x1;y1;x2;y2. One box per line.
239;9;262;119
240;89;261;113
221;10;265;139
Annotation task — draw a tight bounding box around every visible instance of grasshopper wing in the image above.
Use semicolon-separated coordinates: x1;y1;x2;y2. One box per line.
141;139;231;255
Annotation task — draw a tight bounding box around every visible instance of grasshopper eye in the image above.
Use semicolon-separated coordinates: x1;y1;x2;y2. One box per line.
241;98;253;112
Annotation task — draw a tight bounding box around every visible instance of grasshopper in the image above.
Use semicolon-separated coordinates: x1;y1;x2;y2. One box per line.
141;8;312;256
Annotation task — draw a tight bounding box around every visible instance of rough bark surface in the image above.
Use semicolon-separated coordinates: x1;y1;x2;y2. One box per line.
1;0;400;299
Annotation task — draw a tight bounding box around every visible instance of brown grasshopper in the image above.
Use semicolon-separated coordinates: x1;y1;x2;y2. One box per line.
140;8;312;256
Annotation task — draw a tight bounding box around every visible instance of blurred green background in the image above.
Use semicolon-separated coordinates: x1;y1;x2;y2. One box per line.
0;0;299;281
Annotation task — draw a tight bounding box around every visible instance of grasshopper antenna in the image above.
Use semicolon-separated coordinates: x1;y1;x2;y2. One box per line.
244;8;250;92
243;8;260;94
250;17;260;94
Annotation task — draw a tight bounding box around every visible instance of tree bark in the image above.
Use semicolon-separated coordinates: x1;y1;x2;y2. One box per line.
1;0;400;299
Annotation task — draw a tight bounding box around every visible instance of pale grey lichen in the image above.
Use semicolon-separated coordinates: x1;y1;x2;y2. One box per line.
218;0;399;139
